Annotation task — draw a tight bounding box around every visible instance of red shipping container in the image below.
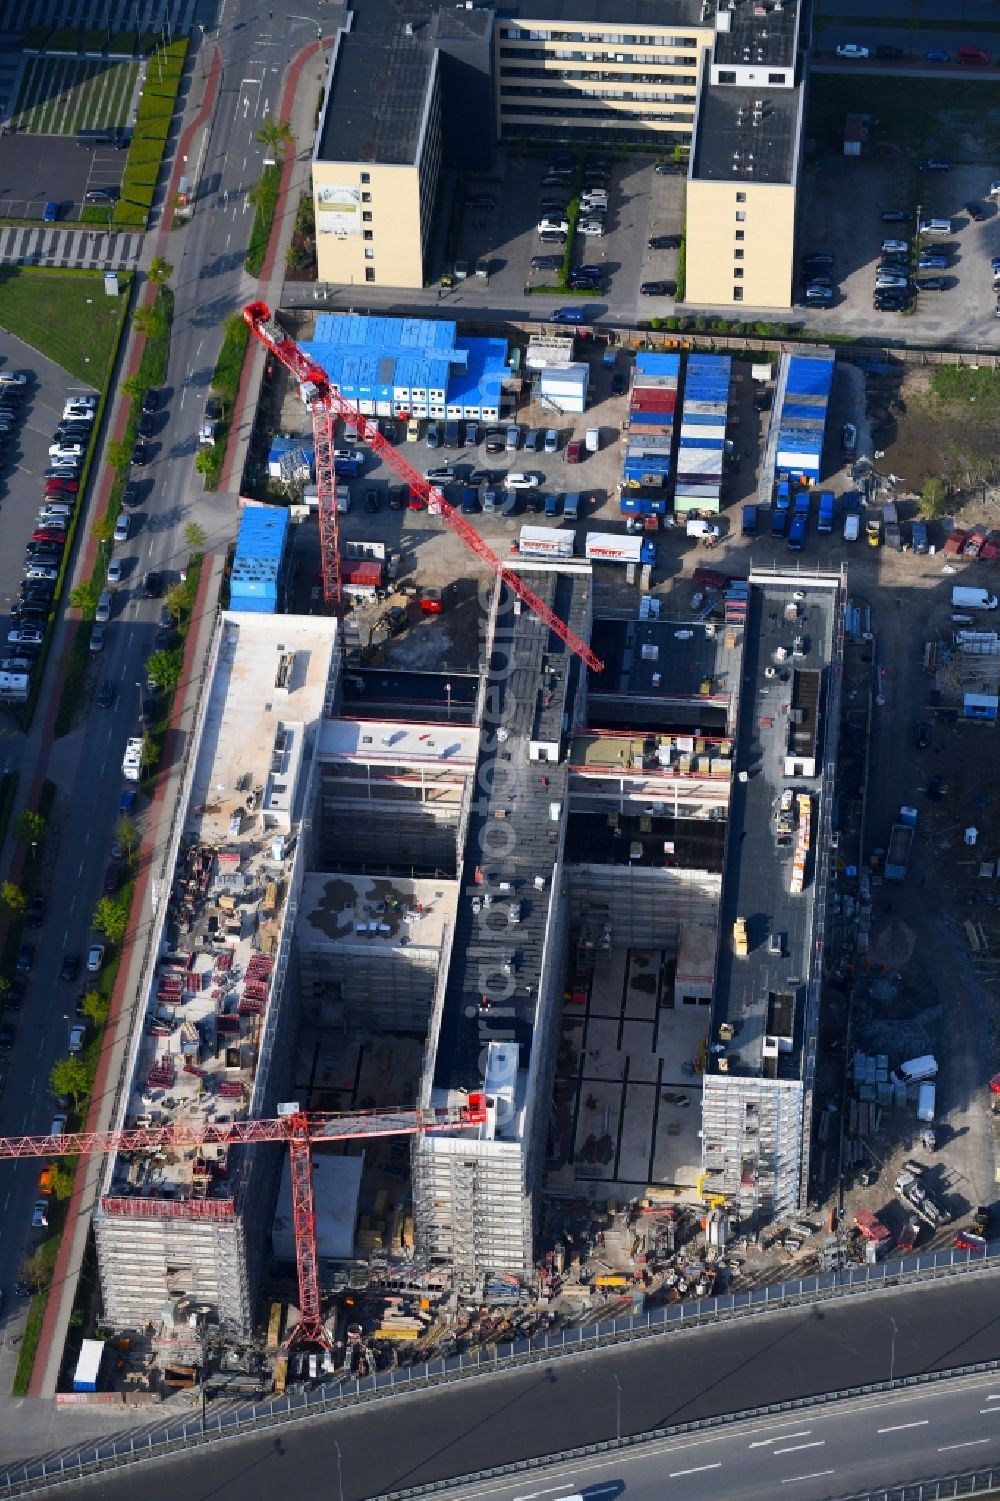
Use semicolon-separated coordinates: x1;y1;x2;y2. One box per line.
341;560;383;587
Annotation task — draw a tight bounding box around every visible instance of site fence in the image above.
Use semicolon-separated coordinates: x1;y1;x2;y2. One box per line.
2;1246;1000;1497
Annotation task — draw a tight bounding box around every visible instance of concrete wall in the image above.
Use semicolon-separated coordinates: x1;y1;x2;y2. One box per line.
568;863;721;949
685;176;796;310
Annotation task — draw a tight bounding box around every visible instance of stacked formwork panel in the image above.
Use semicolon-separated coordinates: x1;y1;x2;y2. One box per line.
620;352;679;522
774;350;835;485
673;354;731;516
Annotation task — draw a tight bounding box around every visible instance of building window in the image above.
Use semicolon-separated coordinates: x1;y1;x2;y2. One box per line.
364;248;374;260
360;172;371;184
735;230;745;241
734;249;744;260
735;211;746;222
718;70;736;83
734;267;744;278
362;208;372;220
733;286;744;302
768;72;785;84
363;230;373;241
736;191;746;203
365;267;375;282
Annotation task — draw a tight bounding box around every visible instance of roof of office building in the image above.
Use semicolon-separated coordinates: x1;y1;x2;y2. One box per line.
319;19;438;166
710;577;836;1081
102;614;338;1206
713;0;799;69
692;81;801;186
499;0;706;30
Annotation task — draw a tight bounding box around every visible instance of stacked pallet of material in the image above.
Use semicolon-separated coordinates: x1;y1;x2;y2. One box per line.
790;792;812;894
674;354;731;515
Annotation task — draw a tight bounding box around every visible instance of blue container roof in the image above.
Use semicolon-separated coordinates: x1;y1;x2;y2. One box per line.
635;351;681;377
234;507;289;565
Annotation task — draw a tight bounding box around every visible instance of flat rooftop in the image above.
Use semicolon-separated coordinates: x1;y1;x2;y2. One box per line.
710;578;836;1079
107;614;338;1202
320;716;479;767
297;872;456;957
692;82;800;186
319;22;436;166
713;0;799;69
500;0;706;29
590;614;743;704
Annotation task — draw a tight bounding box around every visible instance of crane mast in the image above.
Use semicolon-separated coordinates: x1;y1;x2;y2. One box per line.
7;1097;487;1349
243;302;604;673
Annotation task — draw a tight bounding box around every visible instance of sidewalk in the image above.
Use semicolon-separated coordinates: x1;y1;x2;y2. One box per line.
220;36;331;494
31;555;225;1398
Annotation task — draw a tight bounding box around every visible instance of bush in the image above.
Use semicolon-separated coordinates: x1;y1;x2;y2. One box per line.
112;38;188;229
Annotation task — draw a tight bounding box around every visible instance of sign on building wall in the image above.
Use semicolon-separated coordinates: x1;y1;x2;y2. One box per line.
316;184;362;235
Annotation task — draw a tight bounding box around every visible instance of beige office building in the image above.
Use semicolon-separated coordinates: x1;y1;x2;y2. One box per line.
313;28;443;289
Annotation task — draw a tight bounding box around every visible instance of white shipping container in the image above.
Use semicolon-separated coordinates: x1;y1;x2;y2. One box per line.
518;525;574;559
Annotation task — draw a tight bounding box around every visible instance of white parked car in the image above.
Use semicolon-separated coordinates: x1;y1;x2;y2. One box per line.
86;943;105;973
113;512;129;543
836;43;869;58
504;472;544;490
106;557;123;585
68;1023;86;1053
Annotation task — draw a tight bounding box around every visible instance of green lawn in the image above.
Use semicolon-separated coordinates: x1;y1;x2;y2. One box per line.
0;270;125;385
807;73;1000;159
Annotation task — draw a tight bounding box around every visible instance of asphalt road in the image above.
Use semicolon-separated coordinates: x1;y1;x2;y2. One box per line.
0;0;329;1375
55;1272;1000;1501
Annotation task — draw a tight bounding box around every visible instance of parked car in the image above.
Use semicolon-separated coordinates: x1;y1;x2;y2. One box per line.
836;42;869;58
918;157;950;170
60;954;80;981
640;280;676;296
86;943;105;973
16;942;34;974
648;234;681;250
565;440;582;464
26;894;45;928
925;50;950;64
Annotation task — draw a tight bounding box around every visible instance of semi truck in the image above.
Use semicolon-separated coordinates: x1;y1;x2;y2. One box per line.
585;531;657;566
516;526;575;560
884;805;917;881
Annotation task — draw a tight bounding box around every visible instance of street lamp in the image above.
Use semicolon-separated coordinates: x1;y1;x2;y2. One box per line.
889;1315;898;1386
445;681;452;721
334;1439;344;1501
612;1372;622;1442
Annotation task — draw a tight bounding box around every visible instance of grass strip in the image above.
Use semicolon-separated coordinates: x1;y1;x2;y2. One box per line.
0;773;19;856
114;39;187;229
245;163;281;278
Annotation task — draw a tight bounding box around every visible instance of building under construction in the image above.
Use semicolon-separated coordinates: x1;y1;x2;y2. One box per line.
95;564;844;1337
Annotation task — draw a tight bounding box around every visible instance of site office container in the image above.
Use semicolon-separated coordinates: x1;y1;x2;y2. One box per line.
341;560;383;588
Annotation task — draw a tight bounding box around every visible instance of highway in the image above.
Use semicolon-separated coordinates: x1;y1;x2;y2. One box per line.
0;0;327;1385
50;1273;1000;1500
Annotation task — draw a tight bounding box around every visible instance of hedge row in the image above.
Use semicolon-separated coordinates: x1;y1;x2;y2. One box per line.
114;38;189;229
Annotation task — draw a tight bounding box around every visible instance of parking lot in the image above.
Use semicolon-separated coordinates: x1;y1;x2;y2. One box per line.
0;133;129;222
444;151;687;322
797;155;1000;344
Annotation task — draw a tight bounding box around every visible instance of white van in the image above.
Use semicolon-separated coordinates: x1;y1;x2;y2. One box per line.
952;585;999;610
918;218;952;236
893;1054;938;1085
917;1082;936;1123
686;518;721;542
843;513;860;542
585;427;600;453
537;218;569;235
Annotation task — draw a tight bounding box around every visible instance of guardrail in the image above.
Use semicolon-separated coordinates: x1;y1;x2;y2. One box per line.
2;1245;999;1496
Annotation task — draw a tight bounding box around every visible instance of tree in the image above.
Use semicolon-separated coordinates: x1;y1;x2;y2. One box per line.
21;1242;56;1293
93;894;129;946
0;880;26;917
256;117;294;157
14;809;46;847
70;580;100;620
184;521;207;551
115;815;138;862
105;438;130;474
147;255;173;286
121;374;145;403
165;582;191;621
50;1055;93;1112
145;649;183;694
82;989;109;1026
142;732;160;773
920;474;950;519
194;448;217;478
133;303;165;340
49;1163;75;1201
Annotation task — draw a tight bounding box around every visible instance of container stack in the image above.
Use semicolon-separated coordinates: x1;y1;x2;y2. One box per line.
774;350;834;484
673;354;731;515
622;351;679;496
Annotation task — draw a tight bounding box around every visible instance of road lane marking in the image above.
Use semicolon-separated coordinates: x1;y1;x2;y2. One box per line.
749;1431;811;1449
773;1443;825;1457
781;1472;834;1486
940;1439;991;1452
980;1408;1000;1415
877;1421;929;1434
668;1464;722;1479
512;1489;573;1501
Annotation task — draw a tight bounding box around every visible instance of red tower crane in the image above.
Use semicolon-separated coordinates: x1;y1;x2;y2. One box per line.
3;1097;487;1349
243;301;603;674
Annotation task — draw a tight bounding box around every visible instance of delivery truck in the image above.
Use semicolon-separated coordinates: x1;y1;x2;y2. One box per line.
884;805;917;880
585;531;657;566
517;526;575;560
952;586;999;611
817;491;835;534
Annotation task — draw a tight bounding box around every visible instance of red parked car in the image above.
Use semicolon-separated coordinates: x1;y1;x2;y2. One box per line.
955;1230;987;1252
963;526;989;558
565;440;583;463
31;528;66;544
